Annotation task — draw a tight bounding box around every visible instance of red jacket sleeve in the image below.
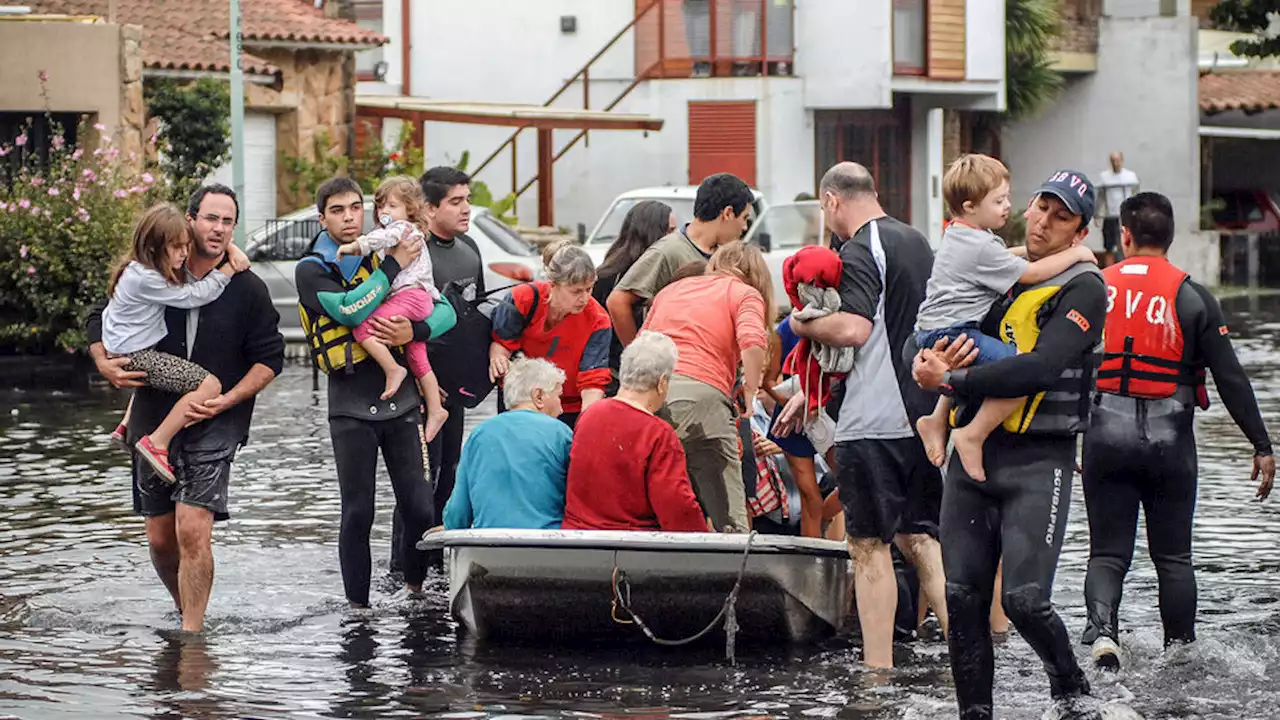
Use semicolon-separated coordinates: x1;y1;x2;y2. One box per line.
491;282;539;351
647;427;709;532
576;298;613;393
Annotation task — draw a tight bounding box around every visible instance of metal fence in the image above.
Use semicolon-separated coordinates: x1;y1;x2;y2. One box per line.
1219;231;1280;287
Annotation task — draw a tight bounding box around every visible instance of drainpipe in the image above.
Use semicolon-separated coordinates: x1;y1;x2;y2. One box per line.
338;0;357;160
401;0;411;96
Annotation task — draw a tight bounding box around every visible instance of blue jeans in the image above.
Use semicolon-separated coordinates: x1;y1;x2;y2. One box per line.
915;322;1016;366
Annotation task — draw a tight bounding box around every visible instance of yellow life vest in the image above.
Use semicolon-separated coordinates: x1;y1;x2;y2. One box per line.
953;262;1102;435
298;252;382;375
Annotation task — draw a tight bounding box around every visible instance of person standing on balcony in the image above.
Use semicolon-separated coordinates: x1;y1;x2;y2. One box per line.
773;162;948;669
1096;151;1140;266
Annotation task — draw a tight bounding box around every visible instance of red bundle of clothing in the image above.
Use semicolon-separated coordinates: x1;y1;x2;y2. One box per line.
781;245;848;414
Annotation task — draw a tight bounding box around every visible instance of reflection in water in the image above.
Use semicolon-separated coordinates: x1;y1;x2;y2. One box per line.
3;295;1280;718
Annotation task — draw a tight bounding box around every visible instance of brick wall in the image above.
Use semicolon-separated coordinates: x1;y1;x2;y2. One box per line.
1053;0;1100;54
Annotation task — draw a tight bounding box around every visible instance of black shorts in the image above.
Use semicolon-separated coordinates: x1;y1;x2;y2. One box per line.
1102;217;1121;252
132;445;234;521
835;437;942;543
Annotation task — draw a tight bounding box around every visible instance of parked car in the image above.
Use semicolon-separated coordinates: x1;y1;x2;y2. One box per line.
1209;189;1280;233
245;203;541;342
581;185;769;268
742;200;825;316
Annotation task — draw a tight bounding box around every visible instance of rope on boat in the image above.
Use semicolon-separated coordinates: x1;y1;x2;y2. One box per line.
609;531;757;665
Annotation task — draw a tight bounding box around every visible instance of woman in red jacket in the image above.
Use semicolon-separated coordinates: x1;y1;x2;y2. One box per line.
489;240;612;428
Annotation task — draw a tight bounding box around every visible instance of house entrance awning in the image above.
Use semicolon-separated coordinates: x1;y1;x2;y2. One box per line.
356;94;664;226
1200;71;1280;115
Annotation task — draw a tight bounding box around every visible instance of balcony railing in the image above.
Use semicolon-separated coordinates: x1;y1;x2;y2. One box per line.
636;0;795;79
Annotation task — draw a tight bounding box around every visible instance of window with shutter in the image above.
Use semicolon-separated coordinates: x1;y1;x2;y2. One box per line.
688;100;757;187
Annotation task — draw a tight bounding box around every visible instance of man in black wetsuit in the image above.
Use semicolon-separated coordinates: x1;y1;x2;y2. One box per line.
913;170;1107;720
1081;191;1275;669
295;177;442;608
389;166;489;571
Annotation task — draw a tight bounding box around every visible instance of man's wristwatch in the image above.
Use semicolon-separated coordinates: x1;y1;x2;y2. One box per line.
938;370;956;398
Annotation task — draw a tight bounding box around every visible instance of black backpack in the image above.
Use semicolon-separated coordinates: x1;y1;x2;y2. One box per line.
430;282;539;409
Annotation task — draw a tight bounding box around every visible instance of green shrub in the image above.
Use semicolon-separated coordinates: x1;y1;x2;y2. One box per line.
0;119;166;354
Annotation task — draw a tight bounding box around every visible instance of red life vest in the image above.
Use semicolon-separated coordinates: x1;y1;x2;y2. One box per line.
1098;257;1205;402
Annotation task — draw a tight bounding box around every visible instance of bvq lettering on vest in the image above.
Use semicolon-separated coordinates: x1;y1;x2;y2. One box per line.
1105;286;1172;327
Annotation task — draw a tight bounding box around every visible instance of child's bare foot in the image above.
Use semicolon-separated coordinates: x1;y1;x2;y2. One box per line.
424;406;449;442
381;365;408;401
916;414;949;467
951;426;987;482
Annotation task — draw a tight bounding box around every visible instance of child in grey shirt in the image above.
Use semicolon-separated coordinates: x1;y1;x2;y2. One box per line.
915;155;1096;481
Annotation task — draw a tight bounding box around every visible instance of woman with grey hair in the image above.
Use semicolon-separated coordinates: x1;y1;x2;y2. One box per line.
562;331;708;532
443;357;573;530
489;240;613;427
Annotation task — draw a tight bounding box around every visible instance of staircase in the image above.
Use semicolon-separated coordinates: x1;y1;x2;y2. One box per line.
470;0;793;217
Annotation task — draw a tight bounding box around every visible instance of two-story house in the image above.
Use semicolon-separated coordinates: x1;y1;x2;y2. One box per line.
356;0;1007;244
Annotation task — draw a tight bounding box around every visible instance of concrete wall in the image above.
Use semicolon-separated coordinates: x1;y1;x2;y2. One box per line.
0;20;144;160
795;0;891;108
1003;16;1213;280
403;0;1005;230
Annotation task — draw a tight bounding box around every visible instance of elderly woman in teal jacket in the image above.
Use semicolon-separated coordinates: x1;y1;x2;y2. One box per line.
443;357;573;530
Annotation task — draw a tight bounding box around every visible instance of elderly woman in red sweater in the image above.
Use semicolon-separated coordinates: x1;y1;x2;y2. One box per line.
489;240;612;428
562;330;708;532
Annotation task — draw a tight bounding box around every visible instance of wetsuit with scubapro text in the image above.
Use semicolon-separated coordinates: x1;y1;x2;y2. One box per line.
940;264;1106;719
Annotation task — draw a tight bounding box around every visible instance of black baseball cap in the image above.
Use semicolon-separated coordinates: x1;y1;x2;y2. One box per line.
1034;170;1096;225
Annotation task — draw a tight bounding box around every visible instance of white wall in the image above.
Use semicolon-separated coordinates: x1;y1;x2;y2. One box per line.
1003;16;1212;280
423;78;814;230
966;0;1005;81
795;0;892;108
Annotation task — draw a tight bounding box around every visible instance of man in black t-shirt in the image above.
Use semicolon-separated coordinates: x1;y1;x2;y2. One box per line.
774;162;946;669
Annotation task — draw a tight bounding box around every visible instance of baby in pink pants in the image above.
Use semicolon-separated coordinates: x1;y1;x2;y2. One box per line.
337;176;448;441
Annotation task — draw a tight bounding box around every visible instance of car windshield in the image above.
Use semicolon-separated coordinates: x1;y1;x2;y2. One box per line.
473;212;536;256
588;197;696;246
749;203;824;251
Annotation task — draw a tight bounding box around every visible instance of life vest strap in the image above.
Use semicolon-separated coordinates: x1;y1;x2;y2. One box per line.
1100;335;1199;394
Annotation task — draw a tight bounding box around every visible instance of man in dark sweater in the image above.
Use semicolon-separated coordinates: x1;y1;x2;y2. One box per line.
87;184;285;632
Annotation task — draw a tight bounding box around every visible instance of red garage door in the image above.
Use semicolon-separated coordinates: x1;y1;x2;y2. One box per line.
688;100;757;187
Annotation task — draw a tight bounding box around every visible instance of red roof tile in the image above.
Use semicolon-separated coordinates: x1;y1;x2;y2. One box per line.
1200;70;1280;114
1;0;385;78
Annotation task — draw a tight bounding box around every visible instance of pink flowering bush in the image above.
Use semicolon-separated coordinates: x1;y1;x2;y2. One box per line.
0;118;167;353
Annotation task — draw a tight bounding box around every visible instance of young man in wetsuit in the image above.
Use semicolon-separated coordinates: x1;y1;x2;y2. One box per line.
389;166;489;571
87;184;285;632
1081;191;1275;670
913;170;1107;719
775;162;948;669
295;177;444;608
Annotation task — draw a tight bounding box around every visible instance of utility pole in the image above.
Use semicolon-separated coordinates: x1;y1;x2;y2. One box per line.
229;0;246;247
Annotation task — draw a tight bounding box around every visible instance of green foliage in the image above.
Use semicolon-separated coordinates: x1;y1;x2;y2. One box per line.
0;119;168;353
144;79;231;203
282;129;519;224
452;150;517;225
1004;0;1065;121
1211;0;1280;57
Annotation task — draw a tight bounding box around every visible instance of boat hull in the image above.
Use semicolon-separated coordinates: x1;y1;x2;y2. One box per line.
418;530;853;645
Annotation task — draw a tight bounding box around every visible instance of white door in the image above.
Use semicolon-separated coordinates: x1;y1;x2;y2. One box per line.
206;111;277;236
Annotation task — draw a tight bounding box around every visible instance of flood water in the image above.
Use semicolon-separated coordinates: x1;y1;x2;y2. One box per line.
4;296;1280;720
